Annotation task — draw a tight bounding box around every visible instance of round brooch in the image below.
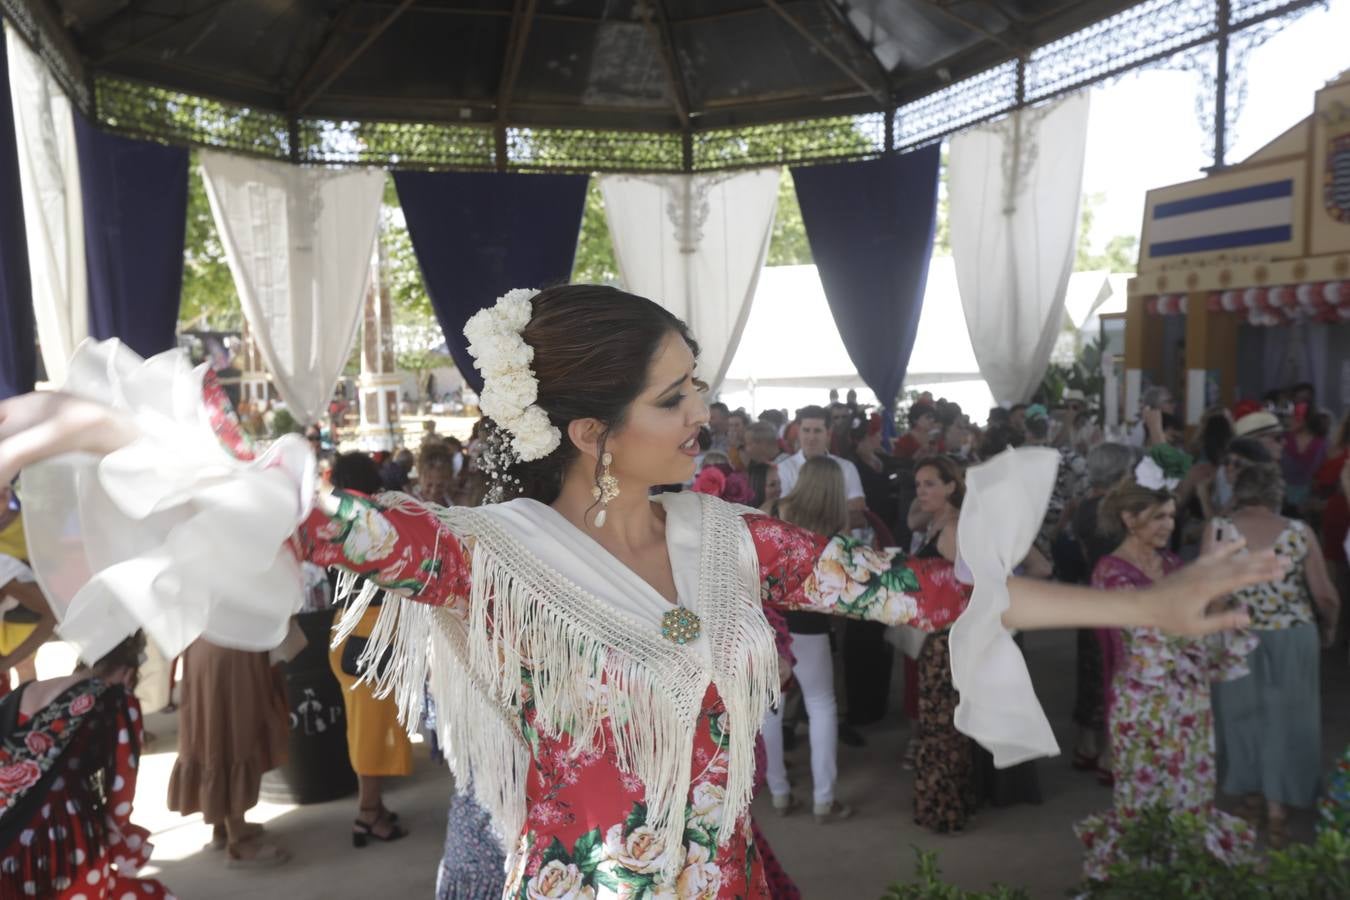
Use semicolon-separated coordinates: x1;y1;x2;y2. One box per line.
660;607;702;645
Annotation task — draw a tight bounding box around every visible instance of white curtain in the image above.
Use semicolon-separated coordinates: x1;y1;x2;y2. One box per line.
599;170;779;391
201;151;384;425
6;25;86;386
949;93;1091;405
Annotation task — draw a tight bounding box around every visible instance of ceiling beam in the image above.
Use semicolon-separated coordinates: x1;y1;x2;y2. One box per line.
94;0;238;66
821;2;893;101
917;1;1025;53
287;3;371;112
496;0;538;120
291;0;420;115
640;0;691;125
762;0;888;108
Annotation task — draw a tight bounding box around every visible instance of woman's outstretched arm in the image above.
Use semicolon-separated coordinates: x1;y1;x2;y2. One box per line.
1003;539;1276;635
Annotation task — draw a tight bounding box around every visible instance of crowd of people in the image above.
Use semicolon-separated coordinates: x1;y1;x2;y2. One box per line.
1;345;1345;895
676;381;1350;880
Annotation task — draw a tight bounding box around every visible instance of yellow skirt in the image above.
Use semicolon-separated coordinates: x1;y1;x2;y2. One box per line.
0;621;36;655
328;605;413;777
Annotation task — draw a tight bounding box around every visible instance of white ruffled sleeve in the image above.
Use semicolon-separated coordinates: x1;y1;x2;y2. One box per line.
19;339;315;664
949;447;1061;768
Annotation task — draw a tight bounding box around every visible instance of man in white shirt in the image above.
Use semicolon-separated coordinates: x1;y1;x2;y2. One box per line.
777;405;866;516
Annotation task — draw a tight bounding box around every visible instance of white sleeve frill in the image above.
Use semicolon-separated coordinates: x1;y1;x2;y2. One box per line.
949;447;1061;768
20;339;315;664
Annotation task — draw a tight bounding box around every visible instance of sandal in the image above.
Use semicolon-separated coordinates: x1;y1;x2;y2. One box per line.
353;807;408;848
225;840;290;869
1071;750;1100;772
208;822;264;850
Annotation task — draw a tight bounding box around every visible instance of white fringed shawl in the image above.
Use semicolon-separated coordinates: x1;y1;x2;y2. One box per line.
332;491;781;880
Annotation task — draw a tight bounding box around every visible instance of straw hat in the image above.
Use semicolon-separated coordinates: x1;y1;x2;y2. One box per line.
1233;410;1281;438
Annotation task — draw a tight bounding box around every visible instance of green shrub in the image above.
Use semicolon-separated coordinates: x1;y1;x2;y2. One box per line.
270;408;302;437
1078;806;1350;899
882;847;1031;900
881;807;1350;900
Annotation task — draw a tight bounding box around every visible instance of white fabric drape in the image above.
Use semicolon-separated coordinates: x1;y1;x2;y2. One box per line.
6;25;87;386
949;93;1091;405
21;339;315;664
200;150;384;425
951;446;1062;766
599;170;779;391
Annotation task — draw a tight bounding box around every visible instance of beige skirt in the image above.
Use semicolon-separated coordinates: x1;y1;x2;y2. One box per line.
167;639;290;824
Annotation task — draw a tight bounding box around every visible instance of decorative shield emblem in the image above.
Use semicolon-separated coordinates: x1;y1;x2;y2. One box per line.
1326;132;1350;223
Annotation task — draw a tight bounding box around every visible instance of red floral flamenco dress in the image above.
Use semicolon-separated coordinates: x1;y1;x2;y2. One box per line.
299;488;971;900
0;679;173;898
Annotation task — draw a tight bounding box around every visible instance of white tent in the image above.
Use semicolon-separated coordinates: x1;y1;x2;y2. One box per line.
720;259;996;417
1063;269;1130;337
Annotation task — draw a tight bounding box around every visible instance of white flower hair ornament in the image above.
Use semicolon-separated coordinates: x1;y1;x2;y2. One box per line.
463;289;561;462
1133;456;1180;492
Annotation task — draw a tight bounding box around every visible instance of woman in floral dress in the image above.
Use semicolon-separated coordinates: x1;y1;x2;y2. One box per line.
0;633;174;898
3;287;1277;899
1076;476;1258;882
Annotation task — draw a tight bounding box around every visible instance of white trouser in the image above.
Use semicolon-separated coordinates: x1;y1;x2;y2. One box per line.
762;632;838;807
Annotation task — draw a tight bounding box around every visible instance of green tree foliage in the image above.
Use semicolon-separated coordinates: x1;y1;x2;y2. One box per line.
177;151;240;331
1076;191;1139;273
571;179;621;285
767;168;813;266
933;149;951;257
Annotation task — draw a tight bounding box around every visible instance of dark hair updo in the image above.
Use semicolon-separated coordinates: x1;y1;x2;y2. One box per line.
486;285;699;504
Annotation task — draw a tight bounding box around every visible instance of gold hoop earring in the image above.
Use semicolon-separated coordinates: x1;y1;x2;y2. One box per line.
591;451;619;527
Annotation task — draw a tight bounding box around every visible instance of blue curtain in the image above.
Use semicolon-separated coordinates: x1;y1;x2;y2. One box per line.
393;170;589;391
74;115;189;358
791;145;942;413
0;29;35;399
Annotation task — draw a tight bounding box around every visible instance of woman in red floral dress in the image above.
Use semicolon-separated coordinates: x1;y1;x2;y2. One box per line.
1;287;1279;899
0;632;174;899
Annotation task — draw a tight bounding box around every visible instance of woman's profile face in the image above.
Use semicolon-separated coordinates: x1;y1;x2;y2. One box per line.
604;332;710;489
914;465;953;514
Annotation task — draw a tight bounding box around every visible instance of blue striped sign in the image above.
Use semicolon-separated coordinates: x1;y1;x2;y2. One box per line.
1148;179;1294;257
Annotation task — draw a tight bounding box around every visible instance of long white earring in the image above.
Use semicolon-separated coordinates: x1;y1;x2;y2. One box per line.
591;451;619;527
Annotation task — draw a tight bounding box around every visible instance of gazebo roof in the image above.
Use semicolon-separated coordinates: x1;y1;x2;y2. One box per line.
0;0;1321;172
26;0;1142;130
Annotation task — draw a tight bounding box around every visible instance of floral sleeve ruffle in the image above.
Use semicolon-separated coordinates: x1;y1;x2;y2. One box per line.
745;514;969;632
299;490;472;610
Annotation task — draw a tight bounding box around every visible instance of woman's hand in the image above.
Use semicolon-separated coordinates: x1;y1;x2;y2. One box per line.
1138;538;1283;636
0;391;140;485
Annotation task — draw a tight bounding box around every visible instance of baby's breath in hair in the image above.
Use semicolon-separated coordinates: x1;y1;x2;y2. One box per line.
477;419;514;504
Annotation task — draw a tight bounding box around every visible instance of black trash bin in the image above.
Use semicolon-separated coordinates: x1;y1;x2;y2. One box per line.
259;606;358;804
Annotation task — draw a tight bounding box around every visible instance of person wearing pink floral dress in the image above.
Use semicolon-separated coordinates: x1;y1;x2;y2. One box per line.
1076;477;1258;882
2;287;1283;899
